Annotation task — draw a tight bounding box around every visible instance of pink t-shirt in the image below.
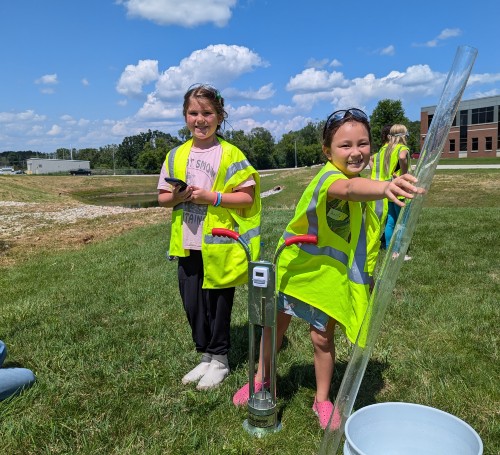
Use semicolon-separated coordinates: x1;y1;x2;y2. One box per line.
157;143;255;250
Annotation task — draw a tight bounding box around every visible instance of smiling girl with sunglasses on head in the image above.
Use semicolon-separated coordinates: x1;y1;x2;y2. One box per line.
232;108;420;429
157;84;261;390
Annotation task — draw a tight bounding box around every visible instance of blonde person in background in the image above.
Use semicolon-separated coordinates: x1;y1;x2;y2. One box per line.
370;124;411;259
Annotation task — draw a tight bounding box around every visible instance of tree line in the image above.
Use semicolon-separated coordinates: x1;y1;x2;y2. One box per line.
0;100;421;172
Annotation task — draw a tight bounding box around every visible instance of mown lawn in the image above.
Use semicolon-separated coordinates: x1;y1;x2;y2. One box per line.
0;168;498;454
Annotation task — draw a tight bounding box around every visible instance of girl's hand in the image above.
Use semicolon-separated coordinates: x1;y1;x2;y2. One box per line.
385;174;423;206
189;186;216;205
171;185;193;204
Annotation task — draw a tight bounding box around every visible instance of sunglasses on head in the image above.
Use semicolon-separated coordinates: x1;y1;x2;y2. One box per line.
187;83;222;100
323;108;369;138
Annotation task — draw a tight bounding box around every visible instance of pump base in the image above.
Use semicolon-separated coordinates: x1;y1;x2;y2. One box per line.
243;419;282;438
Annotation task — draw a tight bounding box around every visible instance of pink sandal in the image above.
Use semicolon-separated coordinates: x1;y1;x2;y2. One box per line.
312;397;341;430
232;379;271;406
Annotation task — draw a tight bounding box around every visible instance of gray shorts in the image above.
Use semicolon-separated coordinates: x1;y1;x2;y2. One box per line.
278;292;330;332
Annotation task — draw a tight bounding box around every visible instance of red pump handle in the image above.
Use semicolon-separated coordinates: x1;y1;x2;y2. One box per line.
284;234;318;246
211;228;240;241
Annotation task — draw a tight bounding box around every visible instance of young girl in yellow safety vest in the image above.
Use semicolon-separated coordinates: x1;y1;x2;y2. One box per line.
232;109;419;429
157;84;261;390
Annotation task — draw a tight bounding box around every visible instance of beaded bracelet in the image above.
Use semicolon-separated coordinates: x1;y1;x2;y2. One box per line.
213;192;222;207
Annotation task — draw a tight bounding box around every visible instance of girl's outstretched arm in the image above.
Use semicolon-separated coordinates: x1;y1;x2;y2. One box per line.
328;174;420;206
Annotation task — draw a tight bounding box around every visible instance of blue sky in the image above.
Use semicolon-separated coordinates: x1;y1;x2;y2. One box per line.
0;0;499;153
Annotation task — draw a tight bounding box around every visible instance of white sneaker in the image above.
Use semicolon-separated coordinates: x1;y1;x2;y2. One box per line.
181;354;212;384
404;255;412;261
196;355;229;390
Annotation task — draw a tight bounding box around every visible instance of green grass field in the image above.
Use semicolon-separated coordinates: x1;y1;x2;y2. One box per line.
1;168;499;454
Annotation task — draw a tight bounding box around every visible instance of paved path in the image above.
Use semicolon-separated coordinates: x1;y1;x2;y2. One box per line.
435;164;500;169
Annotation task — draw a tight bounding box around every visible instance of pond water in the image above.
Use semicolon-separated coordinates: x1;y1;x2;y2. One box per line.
90;193;159;209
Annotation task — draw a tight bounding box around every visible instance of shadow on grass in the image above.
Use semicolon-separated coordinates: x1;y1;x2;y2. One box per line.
229;322;389;413
276;358;388;417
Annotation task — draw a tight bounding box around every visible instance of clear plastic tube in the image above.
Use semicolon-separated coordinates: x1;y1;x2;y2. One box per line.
318;45;478;455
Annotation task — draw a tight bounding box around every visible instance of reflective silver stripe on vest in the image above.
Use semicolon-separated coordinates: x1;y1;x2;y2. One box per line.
350;217;370;284
372;153;382;180
225;159;251;184
372;153;387;221
283;233;349;266
374;199;384;220
204;225;261;245
167;145;181;177
283;169;370;285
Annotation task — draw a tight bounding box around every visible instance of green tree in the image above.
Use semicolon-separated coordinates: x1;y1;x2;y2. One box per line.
225;129;253;163
55;148;71;160
95;145;119;170
370;99;408;152
178;126;191;142
273;131;296;168
249;127;275;170
407;120;421;157
136;134;181;173
75;148;99;167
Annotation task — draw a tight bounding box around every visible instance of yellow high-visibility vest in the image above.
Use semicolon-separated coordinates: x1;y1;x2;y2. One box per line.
367;143;410;263
166;137;261;289
276;162;371;344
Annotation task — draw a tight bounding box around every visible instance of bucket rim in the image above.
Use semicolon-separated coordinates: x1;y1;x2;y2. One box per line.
344;401;483;455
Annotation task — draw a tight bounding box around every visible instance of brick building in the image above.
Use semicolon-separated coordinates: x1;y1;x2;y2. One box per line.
421;95;500;158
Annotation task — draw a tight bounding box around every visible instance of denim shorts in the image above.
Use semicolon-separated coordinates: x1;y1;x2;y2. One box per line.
278;292;330;332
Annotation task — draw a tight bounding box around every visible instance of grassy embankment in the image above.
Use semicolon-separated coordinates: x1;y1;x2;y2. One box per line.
0;168;499;454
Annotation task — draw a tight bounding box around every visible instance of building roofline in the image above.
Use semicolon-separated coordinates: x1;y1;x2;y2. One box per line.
421;94;500;111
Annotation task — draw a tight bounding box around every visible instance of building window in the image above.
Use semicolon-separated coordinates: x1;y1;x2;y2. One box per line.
485;137;492;150
449;139;455;152
459;110;468;151
427;114;433;129
471;106;494;124
471;138;478;151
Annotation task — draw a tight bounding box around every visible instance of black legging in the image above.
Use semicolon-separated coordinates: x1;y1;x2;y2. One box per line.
178;250;235;356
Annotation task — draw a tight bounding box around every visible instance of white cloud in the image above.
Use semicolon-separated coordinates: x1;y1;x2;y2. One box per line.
35;74;58;85
154;44;267;101
47;124;62;136
116;59;159;96
286;69;348;93
306;58;330;69
437;28;461;40
228;104;262;119
329;59;342;68
468;89;500;99
117;0;236;27
223;83;275;100
285;64;450;115
415;28;462;47
380;45;395;56
136;93;179;119
468;72;500;85
61;115;74;123
0;110;46;123
82;78;90;86
270;104;297;116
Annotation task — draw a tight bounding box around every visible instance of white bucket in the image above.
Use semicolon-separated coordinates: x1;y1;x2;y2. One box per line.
344;402;483;455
